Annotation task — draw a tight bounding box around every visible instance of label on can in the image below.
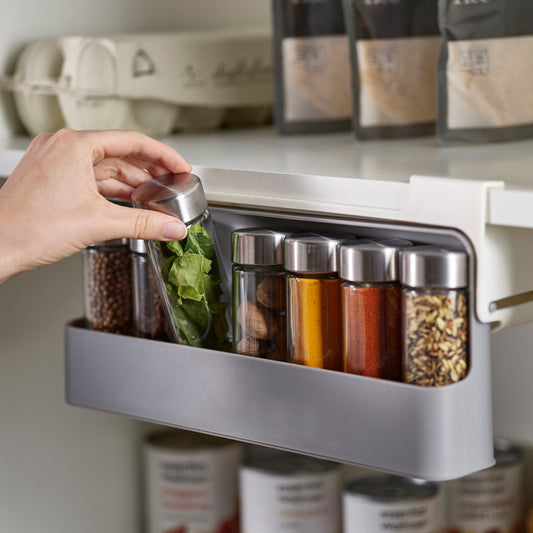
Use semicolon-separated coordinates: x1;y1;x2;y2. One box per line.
343;476;441;533
447;441;524;533
144;431;243;533
240;452;341;533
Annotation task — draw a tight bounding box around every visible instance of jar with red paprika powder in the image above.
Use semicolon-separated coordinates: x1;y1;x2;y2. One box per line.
339;240;403;380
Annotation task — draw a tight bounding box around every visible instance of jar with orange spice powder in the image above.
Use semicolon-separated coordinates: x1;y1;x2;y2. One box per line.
285;233;348;371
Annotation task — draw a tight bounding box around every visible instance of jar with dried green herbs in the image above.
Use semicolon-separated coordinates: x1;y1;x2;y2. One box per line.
232;228;290;361
132;173;230;351
400;246;469;387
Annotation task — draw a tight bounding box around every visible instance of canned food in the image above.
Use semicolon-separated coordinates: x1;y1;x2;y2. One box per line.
343;474;442;533
446;438;525;533
144;430;243;533
240;449;342;533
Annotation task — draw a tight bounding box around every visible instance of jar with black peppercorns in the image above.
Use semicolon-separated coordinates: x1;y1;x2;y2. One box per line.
232;228;290;361
130;239;170;341
83;238;133;335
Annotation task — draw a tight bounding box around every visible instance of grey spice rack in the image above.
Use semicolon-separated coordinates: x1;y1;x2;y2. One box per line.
65;204;494;481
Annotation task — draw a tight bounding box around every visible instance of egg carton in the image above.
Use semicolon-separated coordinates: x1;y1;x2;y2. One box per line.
4;28;273;137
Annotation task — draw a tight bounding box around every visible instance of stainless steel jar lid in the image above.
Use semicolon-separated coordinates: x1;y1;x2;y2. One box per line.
232;228;292;266
339;240;405;283
284;233;345;274
345;475;438;502
129;238;147;254
400;246;468;289
131;173;207;224
88;238;129;248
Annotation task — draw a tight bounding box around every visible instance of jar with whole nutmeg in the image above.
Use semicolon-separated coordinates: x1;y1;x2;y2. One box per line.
232;228;291;361
285;233;348;371
83;238;133;335
400;246;469;387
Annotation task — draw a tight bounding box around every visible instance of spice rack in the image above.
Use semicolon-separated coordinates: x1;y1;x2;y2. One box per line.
7;127;533;481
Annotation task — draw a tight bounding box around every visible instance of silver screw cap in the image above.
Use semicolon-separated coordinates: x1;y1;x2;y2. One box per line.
339;240;402;283
284;233;347;274
400;246;468;289
232;228;292;266
131;173;207;225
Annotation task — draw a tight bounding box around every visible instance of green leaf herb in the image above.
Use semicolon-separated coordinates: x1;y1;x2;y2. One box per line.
158;222;229;350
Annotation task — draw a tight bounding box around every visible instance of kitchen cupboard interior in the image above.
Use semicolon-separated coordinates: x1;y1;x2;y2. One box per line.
3;1;533;532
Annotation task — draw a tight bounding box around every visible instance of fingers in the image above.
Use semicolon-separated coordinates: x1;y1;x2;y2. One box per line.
96;200;187;242
84;129;191;174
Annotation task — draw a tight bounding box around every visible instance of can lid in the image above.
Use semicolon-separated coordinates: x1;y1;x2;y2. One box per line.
244;449;339;475
339;240;406;283
345;475;438;502
131;173;207;224
284;232;348;274
493;438;523;466
232;228;291;265
129;238;147;254
400;246;468;289
146;429;238;451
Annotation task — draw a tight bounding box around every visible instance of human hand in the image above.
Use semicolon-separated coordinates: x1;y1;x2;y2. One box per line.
0;128;191;283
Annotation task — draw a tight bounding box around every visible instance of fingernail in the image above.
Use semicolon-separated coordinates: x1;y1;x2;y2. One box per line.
162;222;186;240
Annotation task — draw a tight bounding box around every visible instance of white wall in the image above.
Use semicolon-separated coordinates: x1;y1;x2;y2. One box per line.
0;2;271;532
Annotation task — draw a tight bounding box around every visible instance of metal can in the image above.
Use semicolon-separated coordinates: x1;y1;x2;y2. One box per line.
343;474;442;533
446;438;525;533
143;429;243;533
240;449;342;533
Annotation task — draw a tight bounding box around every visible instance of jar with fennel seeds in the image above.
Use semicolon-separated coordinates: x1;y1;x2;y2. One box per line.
232;228;291;361
131;173;230;350
400;246;469;387
83;238;133;335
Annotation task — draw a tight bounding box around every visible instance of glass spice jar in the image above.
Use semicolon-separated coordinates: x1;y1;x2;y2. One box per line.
339;240;403;381
83;238;133;335
285;233;347;371
232;228;291;361
130;239;170;341
131;173;230;351
400;246;469;387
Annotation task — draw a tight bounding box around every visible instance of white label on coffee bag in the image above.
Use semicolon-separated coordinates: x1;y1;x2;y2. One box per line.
447;36;533;129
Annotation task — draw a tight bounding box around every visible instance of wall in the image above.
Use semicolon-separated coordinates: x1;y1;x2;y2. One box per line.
0;2;270;532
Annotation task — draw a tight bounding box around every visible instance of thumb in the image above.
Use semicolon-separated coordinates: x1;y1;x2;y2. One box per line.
99;202;187;242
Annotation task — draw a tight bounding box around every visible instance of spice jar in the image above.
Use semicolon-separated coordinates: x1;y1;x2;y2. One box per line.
232;228;290;361
285;233;346;371
131;173;230;350
83;238;133;335
130;239;169;341
339;240;403;380
400;246;469;387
